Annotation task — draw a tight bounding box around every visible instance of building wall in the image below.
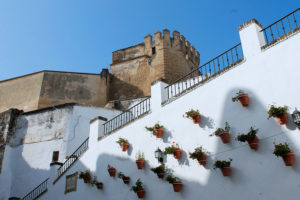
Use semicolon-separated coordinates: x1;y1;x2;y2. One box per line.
109;30;200;101
45;22;300;200
0;104;121;199
0;72;44;113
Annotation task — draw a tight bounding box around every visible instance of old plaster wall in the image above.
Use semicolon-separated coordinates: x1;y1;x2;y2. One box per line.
0;72;44;113
38;71;109;109
109;30;200;101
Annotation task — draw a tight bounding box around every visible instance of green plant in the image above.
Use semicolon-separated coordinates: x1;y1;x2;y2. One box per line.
90;176;98;185
151;164;166;174
145;123;164;135
166;174;180;184
189;146;205;160
236;126;258;142
185;109;200;119
135;151;145;160
118;172;125;178
267;105;288;119
214;159;232;169
164;142;179;155
232;90;246;102
131;179;143;193
273;143;291;157
211;122;230;136
79;170;92;180
107;164;114;169
116;138;128;146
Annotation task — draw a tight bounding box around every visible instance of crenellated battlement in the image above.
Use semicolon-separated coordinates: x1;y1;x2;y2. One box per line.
112;29;200;67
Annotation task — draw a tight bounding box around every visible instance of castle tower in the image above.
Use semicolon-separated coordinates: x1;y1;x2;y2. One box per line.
109;29;200;100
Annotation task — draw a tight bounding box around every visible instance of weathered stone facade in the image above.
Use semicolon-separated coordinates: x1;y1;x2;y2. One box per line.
109;29;200;100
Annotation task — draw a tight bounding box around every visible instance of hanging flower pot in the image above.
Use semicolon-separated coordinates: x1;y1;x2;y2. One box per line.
189;146;208;166
282;152;295;166
268;105;288;125
145;123;164;138
173;148;181;159
247;136;259;150
154;128;163;138
116;138;129;151
277;113;288;125
79;170;92;183
122;176;130;184
212;122;231;143
273;143;294;166
136;160;145;169
185;109;201;124
107;165;116;177
166;175;182;192
151;164;166;179
236;127;259;150
157;173;165;179
137;189;145;198
96;182;103;190
84;177;91;183
214;159;232;177
232;90;249;107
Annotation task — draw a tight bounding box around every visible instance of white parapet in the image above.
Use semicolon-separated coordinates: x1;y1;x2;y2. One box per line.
238;19;266;59
150;79;168;111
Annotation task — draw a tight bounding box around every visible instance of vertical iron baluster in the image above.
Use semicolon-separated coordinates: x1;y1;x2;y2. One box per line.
270;27;274;40
293;13;298;27
263;30;269;44
275;23;280;37
213;60;216;74
235;46;238;60
217;58;220;71
230;49;234;64
208;62;211;77
281;20;286;34
226;52;229;66
287;16;292;31
222;55;225;69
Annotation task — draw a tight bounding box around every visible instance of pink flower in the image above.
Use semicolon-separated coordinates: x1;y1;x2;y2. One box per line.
182;114;185;118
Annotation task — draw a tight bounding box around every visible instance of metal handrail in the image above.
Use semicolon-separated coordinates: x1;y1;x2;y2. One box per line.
53;137;89;183
261;8;300;44
103;97;151;134
165;43;243;99
22;178;49;200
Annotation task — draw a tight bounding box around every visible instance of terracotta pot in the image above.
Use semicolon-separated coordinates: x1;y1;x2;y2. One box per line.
157;173;165;179
136;160;145;169
282;152;295;166
83;177;91;183
192;115;201;124
137;188;145;198
197;153;206;166
277;113;288;125
219;131;230;143
122;176;130;184
172;181;182;192
121;142;129;151
173;148;181;159
96;182;103;189
247;136;259;150
221;167;231;176
108;168;116;177
154;128;163;138
238;93;249;107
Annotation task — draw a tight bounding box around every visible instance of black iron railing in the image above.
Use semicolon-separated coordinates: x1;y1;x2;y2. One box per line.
53;137;89;183
165;43;243;99
262;8;300;45
22;178;49;200
103;97;151;134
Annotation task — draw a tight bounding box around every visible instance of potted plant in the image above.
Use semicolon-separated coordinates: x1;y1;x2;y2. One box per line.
273;143;294;166
232;90;249;106
107;164;116;177
268;105;288;125
116;138;129;151
150;163;166;179
214;159;232;176
145;123;164;138
164;142;181;159
189;146;207;166
211;122;231;143
136;151;145;169
185;109;201;124
90;176;103;190
79;170;92;183
131;179;145;199
96;181;103;190
236;127;259;150
166;174;182;192
118;172;130;184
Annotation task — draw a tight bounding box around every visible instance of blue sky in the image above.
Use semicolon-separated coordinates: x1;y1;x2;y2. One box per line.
0;0;299;81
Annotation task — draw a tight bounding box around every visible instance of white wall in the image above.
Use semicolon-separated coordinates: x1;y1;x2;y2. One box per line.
0;105;121;199
46;23;300;200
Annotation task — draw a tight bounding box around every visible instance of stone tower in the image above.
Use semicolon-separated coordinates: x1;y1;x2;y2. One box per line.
109;29;200;100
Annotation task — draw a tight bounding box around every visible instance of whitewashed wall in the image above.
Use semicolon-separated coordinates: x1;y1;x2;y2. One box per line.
0;105;121;200
45;22;300;200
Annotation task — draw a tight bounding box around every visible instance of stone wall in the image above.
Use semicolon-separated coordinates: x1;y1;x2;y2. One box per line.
109;29;200;101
